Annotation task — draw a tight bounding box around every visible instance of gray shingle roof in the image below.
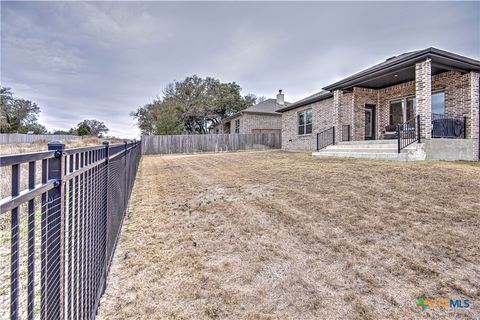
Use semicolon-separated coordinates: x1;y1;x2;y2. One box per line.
243;98;291;114
278;47;480;113
276;91;333;113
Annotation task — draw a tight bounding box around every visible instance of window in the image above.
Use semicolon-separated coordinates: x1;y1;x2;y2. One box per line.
298;109;312;135
389;97;416;126
389;100;403;126
234;119;240;133
432;91;445;119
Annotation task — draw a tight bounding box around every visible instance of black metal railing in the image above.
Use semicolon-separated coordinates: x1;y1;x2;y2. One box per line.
0;140;141;320
342;125;351;142
397;115;421;153
432;114;467;139
316;127;335;151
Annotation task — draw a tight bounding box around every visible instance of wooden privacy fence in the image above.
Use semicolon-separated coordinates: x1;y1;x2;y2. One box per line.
142;133;281;155
0;133;81;144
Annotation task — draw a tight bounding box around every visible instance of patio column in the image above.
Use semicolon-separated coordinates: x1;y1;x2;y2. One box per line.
470;72;480;160
333;90;342;143
415;59;432;139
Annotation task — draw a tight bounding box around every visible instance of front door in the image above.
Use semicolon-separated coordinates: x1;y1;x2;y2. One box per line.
365;105;376;140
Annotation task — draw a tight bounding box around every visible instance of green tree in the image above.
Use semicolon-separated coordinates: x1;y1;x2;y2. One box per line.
154;103;184;135
73;119;109;136
76;122;92;136
132;75;258;135
130;102;159;135
22;123;48;134
0;87;46;133
52;129;75;135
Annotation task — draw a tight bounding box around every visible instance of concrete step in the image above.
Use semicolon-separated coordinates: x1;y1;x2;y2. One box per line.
312;142;425;161
337;140;397;145
320;148;397;153
312;151;407;161
326;144;397;150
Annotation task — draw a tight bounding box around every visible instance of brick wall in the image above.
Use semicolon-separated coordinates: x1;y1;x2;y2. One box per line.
469;72;480;160
240;113;282;134
213;113;281;134
281;70;476;154
415;60;432;139
352;87;378;140
355;70;472;139
340;92;354;141
281;98;334;151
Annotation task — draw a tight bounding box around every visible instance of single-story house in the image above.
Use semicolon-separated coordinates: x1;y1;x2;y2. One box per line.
277;47;480;161
211;90;290;134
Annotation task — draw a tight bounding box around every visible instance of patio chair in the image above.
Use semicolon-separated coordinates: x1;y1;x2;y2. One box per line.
383;125;397;139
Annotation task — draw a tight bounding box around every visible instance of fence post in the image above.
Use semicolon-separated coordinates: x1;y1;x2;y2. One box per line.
102;141;109;295
45;141;65;319
124;141;128;212
10;163;20;320
417;114;421;143
397;124;401;153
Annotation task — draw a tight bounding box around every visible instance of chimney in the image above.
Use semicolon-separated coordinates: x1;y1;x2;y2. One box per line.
276;89;284;105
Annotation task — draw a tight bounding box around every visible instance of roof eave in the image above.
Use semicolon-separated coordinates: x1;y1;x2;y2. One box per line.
323;48;480;91
243;111;281;116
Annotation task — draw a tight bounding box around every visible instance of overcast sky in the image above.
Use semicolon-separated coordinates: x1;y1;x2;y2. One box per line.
1;1;479;138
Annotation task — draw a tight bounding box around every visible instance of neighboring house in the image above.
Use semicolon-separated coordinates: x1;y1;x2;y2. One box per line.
211;90;290;134
277;47;480;161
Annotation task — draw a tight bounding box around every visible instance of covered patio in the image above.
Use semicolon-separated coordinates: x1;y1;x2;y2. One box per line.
323;48;479;159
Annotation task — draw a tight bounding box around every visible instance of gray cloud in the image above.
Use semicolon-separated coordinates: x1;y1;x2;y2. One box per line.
2;1;479;138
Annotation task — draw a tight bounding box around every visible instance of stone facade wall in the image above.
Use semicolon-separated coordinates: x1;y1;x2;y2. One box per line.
281;98;334;151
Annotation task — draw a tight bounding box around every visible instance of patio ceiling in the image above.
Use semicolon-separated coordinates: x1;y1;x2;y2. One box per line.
346;64;454;89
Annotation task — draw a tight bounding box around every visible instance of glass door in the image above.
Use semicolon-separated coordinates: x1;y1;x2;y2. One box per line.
365;105;376;140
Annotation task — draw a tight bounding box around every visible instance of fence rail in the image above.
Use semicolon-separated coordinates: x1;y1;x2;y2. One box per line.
432;114;467;138
397;115;421;153
141;133;281;155
316;127;335;151
0;134;81;145
0;140;141;320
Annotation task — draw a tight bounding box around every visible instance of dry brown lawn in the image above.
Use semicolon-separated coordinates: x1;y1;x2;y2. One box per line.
97;151;480;320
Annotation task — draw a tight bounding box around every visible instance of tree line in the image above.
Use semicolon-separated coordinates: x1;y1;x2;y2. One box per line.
1;87;109;136
131;75;262;135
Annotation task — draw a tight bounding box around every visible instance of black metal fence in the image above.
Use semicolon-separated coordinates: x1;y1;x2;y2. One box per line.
0;140;141;320
397;115;421;153
432;114;467;138
316;127;335;151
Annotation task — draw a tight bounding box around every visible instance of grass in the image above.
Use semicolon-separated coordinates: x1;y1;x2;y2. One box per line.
94;151;476;319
